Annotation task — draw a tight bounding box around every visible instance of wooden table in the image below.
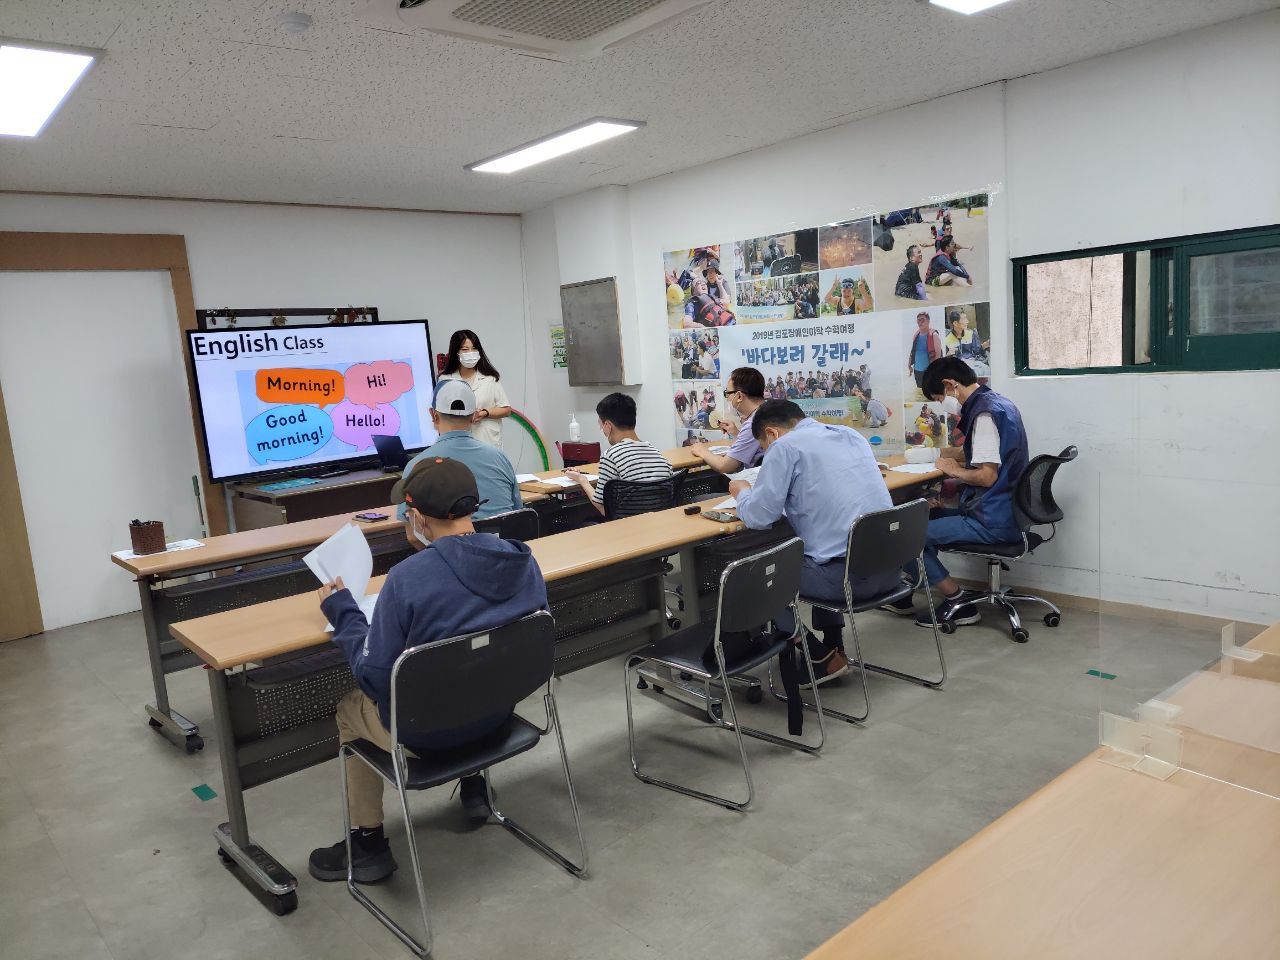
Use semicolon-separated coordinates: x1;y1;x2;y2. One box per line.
169;503;770;914
806;624;1280;960
518;445;706;496
227;469;401;530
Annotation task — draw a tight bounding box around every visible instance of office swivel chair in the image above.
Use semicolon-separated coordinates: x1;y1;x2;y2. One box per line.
338;611;587;958
937;446;1078;643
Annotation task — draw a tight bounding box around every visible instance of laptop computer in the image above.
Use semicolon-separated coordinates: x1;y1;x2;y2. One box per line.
372;434;409;473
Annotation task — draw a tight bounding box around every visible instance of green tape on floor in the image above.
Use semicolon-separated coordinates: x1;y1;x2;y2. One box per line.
192;783;218;801
1085;669;1117;680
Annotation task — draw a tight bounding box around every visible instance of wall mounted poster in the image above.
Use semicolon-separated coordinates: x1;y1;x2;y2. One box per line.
660;193;991;453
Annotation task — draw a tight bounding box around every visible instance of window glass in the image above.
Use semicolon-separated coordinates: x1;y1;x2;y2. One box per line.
1189;245;1280;336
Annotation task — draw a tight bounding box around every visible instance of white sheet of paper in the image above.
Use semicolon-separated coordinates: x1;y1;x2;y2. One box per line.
326;593;378;631
709;445;731;455
890;463;942;474
731;466;761;484
303;523;372;600
515;473;540;483
714;497;737;509
545;474;595;487
112;538;205;561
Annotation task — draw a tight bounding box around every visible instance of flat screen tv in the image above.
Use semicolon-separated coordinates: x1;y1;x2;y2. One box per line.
187;320;437;483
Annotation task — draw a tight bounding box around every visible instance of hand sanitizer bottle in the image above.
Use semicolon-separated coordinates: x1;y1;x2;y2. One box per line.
568;414;581;442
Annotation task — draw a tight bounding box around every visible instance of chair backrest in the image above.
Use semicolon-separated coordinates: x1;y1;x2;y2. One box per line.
389;610;554;744
603;469;688;520
1013;446;1077;530
844;499;930;579
556;441;601;468
473;507;540;542
715;537;805;635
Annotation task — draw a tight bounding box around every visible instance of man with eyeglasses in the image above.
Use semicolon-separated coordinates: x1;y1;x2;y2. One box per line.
688;366;766;474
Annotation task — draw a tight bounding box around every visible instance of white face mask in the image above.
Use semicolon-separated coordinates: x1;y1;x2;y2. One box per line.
940;390;963;417
410;512;431;548
458;351;481;369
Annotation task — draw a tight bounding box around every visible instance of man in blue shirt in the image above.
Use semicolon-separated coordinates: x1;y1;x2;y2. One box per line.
397;379;522;524
730;400;902;685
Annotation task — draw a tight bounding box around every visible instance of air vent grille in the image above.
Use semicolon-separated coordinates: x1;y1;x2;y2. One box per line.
450;0;669;43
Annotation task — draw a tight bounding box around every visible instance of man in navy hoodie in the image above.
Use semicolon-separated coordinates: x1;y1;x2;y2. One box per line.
308;456;548;884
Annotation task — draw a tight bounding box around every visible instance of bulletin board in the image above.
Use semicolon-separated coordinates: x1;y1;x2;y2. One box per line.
662;193;991;453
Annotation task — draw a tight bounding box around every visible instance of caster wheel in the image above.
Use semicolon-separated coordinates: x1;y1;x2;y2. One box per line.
1044;613;1061;628
217;847;233;866
745;686;763;705
651;685;664;695
679;671;693;682
636;676;649;690
272;891;298;916
1012;628;1030;644
185;736;205;754
676;600;685;612
148;717;163;729
667;618;681;630
940;622;956;635
707;703;723;723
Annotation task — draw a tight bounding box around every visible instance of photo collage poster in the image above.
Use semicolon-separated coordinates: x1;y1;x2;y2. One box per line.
662;194;991;452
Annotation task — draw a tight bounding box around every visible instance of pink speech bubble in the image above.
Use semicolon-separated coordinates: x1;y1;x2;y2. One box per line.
330;399;401;451
345;360;414;408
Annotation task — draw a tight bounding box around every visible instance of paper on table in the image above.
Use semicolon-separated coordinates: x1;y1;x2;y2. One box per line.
112;538;205;561
515;473;540;483
731;466;761;484
713;497;737;509
303;523;372;600
890;463;942;474
326;593;379;631
709;445;731;455
544;475;595;487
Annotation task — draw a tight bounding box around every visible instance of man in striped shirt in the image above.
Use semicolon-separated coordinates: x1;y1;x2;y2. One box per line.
566;393;673;517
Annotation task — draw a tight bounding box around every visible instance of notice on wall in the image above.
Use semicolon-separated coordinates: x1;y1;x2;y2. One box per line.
660;192;992;452
549;324;567;369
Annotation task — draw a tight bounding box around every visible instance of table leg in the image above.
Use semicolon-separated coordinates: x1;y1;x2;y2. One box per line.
138;577;203;753
207;667;299;916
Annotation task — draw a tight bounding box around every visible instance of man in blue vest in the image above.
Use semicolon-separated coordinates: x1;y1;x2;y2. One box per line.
884;356;1029;630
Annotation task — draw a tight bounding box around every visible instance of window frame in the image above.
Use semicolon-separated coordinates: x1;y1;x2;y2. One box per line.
1013;223;1280;376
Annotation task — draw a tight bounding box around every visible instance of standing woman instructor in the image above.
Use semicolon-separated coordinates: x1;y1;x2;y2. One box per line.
439;329;511;448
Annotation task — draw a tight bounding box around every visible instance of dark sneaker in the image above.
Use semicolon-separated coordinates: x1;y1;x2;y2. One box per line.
916;596;980;629
879;594;917;616
308;832;397;883
460;774;490;826
799;650;851;689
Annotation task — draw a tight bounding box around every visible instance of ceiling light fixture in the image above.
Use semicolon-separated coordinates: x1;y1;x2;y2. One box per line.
929;0;1017;13
0;39;101;137
465;118;644;174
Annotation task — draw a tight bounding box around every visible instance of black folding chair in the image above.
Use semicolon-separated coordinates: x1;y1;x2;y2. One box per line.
602;469;688;520
473;506;540;541
339;611;586;957
939;446;1077;642
624;537;826;810
770;499;945;725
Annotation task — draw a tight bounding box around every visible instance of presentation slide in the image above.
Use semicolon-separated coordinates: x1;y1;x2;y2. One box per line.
188;321;438;482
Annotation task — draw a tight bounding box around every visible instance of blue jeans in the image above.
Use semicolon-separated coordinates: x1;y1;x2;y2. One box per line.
920;508;1020;587
776;555;902;659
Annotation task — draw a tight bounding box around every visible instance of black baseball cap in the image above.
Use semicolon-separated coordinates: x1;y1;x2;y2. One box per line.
391;456;480;519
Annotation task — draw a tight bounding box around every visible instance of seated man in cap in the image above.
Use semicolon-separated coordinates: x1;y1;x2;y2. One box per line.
397;379;522;524
309;456;549;885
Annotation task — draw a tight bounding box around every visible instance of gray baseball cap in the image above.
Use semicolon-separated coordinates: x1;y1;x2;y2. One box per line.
432;378;476;417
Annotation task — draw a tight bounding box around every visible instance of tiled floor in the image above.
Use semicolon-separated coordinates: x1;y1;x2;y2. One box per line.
0;602;1226;960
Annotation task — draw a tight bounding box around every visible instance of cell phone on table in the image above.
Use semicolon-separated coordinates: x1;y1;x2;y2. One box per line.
353;511;388;522
701;510;738;523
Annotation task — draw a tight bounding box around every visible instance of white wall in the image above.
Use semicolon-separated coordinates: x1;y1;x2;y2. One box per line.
0;271;202;629
0;194;536;626
524;9;1280;623
0;194;541;470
